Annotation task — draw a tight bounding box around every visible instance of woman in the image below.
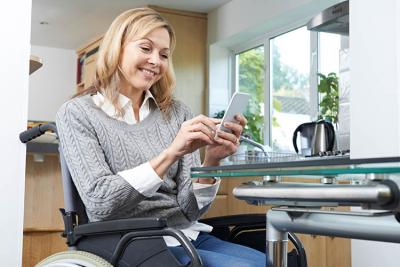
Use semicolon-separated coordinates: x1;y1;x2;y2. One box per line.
56;7;265;267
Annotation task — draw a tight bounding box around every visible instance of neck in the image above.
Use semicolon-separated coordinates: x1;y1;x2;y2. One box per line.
118;67;147;111
119;82;145;107
119;86;145;123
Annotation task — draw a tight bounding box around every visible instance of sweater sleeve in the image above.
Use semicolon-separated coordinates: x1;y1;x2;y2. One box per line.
56;100;145;221
171;101;214;220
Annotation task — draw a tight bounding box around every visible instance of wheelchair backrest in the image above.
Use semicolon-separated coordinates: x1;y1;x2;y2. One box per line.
59;146;89;224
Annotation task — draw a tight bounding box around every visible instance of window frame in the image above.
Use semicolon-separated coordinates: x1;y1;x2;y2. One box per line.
231;18;319;147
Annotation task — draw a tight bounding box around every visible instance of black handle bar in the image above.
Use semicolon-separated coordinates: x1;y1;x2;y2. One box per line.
19;123;58;143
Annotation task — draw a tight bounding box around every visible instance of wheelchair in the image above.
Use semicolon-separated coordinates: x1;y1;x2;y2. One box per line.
20;123;307;267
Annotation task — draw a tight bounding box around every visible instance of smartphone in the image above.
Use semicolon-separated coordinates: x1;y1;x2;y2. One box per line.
219;92;250;133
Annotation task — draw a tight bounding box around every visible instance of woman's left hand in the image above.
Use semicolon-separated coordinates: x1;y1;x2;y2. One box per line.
203;114;247;166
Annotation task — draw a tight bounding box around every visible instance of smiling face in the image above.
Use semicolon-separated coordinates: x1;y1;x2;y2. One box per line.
119;27;171;95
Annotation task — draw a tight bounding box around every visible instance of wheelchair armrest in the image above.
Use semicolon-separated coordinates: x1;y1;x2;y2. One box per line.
199;213;265;228
110;227;202;267
72;219;202;267
74;217;167;236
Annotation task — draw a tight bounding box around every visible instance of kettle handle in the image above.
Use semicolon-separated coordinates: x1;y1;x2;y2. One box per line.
292;125;302;153
325;122;336;151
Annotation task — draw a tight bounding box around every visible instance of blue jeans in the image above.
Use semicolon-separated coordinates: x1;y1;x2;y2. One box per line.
169;233;266;267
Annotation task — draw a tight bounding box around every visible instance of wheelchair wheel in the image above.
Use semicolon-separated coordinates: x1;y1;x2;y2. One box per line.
35;250;112;267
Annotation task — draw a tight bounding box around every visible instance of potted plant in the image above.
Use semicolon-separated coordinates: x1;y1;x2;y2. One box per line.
317;72;339;123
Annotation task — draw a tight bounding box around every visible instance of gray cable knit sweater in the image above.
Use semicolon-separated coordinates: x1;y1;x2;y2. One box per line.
56;94;208;227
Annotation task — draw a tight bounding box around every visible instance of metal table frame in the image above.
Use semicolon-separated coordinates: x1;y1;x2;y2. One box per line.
191;156;400;267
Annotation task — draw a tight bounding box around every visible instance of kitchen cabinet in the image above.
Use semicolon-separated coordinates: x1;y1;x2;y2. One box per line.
23;154;66;266
76;36;102;92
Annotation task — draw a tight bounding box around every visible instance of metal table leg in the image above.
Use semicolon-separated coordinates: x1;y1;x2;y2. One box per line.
265;207;400;267
266;213;288;267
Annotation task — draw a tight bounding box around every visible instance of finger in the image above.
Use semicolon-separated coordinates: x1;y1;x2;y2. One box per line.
189;115;219;132
190;122;216;140
215;130;239;145
234;114;247;126
220;121;243;137
211;118;222;124
214;136;238;152
189;131;214;145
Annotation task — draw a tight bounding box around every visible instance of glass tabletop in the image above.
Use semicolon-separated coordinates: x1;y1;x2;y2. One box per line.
191;155;400;180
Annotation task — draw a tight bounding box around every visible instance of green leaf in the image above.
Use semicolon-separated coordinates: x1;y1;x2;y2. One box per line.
318;72;339;122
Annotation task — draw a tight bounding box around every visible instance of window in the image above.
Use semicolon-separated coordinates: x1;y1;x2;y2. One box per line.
232;25;343;152
318;32;341;124
270;26;312;152
236;46;265;144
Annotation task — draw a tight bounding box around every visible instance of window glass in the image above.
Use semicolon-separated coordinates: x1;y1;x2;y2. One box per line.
236;46;265;144
231;28;341;152
270;26;312;152
318;32;341;123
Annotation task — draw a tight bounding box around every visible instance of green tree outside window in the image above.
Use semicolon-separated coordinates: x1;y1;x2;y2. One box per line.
237;47;266;144
236;45;309;145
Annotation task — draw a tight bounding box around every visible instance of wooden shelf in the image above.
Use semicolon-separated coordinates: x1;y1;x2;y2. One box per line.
24;227;63;233
29;55;43;74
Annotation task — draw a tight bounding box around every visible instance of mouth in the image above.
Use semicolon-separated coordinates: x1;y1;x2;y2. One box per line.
140;68;158;77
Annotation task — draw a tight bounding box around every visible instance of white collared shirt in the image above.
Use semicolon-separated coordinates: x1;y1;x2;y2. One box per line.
92;89;154;125
91;91;220;246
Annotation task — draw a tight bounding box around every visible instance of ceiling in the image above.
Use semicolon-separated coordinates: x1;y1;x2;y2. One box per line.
31;0;231;50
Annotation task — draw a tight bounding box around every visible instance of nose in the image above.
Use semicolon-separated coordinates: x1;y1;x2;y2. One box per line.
148;51;160;66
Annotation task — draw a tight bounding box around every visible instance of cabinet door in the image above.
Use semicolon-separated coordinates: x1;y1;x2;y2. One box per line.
23;154;66;266
156;9;207;115
82;53;97;89
23;232;66;267
76;37;101;91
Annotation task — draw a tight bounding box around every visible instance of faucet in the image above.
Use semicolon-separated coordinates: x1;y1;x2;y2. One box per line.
239;135;269;157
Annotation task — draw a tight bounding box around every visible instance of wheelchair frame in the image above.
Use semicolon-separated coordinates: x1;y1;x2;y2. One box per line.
20;123;307;267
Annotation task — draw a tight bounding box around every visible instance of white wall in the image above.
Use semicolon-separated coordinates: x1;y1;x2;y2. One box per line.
350;0;400;159
0;1;31;266
350;0;400;266
29;45;76;121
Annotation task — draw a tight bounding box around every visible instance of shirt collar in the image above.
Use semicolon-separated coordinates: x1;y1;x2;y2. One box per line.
92;90;157;123
117;90;156;109
142;89;156;108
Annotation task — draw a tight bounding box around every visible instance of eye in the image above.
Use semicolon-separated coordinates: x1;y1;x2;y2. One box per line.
161;54;169;59
140;46;151;53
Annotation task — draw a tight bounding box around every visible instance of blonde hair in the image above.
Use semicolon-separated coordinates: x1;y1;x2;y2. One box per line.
76;7;176;116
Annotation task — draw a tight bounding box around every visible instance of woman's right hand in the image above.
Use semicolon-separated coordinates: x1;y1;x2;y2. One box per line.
150;115;219;179
167;115;220;160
